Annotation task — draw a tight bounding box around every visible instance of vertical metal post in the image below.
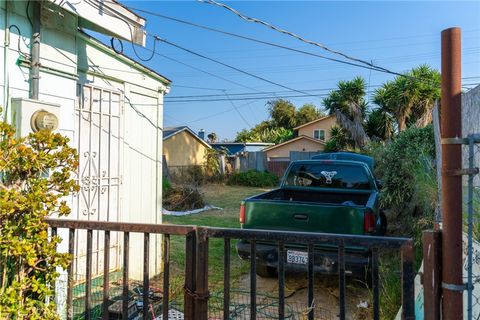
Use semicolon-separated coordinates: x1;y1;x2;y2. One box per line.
30;0;41;99
195;228;209;320
401;243;415;320
423;230;442;320
162;234;170;320
307;242;314;320
441;26;463;319
250;241;257;320
122;232;129;320
223;238;231;320
86;229;93;320
67;228;75;320
371;248;379;320
143;233;150;320
184;232;196;320
103;231;110;320
278;241;285;320
467;135;475;319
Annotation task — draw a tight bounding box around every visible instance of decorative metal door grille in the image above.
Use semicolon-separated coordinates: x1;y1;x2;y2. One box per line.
73;85;123;281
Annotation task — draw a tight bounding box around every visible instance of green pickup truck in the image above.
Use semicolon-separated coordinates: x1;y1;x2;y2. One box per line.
236;152;386;278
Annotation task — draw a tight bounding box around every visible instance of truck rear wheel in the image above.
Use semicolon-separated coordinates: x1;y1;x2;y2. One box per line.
256;264;277;278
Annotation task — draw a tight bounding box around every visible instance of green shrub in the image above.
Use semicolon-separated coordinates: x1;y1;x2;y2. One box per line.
370;125;435;214
0;121;79;318
227;170;278;187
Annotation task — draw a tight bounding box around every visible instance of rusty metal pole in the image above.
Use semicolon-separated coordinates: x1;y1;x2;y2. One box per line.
441;27;463;319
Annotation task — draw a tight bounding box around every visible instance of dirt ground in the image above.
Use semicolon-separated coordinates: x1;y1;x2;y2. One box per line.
215;271;373;320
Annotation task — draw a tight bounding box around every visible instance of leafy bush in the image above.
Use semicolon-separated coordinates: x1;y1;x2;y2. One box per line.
364;125;436;318
371;125;435;214
0;121;79;318
227;170;278;187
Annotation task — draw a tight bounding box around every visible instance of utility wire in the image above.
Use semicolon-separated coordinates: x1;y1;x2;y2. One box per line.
120;5;393;74
158;38;322;98
223;90;252;128
198;0;399;74
97;0;471;87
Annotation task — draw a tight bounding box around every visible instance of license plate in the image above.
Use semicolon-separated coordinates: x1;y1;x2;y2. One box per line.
287;250;308;265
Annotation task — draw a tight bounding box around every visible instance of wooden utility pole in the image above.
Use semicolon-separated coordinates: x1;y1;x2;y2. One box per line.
441;27;463;319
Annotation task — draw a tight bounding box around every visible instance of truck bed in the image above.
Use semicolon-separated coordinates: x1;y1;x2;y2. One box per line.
243;194;377;235
249;188;371;207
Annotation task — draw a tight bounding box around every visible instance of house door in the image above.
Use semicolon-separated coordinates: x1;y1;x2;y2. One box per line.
73;85;123;281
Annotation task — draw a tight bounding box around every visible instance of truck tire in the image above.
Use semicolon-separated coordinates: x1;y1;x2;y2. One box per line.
256;264;277;278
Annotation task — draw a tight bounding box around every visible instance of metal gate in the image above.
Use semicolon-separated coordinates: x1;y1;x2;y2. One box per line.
73;85;123;281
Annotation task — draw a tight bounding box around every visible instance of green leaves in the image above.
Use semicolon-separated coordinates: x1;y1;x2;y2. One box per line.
0;120;78;319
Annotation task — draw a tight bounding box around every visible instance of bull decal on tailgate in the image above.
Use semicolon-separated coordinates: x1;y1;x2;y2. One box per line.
321;171;337;184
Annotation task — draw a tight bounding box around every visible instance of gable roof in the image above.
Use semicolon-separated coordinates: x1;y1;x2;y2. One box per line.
293;115;336;130
163;126;211;148
263;135;326;152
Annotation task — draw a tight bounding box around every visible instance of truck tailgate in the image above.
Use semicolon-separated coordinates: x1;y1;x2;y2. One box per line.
244;200;365;235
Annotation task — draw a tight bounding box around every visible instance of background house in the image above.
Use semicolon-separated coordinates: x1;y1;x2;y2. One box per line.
0;0;170;307
263;135;326;161
210;142;273;155
294;114;337;141
163;126;211;171
263;115;337;161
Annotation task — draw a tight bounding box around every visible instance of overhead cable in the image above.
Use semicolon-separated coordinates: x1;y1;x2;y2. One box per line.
119;5;392;74
198;0;399;74
158;38;323;98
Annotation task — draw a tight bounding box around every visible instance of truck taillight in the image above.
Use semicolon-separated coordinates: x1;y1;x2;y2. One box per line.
364;210;375;234
239;203;245;224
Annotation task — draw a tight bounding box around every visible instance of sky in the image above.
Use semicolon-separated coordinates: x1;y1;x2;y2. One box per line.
112;1;480;141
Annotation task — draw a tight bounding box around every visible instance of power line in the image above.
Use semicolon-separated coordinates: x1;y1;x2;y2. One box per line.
184;100;257;124
167;85;383;99
158;38;322;98
122;5;394;74
198;0;401;75
223;90;252;128
96;0;472;87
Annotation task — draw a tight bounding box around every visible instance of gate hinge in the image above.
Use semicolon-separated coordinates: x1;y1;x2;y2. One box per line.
442;282;474;292
443;168;479;176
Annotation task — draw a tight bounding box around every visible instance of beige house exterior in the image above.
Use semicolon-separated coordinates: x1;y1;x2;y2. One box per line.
163;127;211;169
294;115;337;141
264;135;326;161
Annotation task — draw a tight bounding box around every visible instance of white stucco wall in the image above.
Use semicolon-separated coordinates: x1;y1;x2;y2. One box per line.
0;0;168;299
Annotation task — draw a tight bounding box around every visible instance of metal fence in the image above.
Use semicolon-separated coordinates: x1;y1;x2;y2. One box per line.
47;220;415;320
463;135;480;319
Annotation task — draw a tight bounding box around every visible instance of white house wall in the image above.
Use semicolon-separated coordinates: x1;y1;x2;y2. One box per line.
1;0;167;287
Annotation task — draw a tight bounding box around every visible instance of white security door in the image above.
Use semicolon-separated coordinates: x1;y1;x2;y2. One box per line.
73;85;123;281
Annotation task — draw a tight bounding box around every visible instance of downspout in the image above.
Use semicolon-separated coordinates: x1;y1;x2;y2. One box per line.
30;0;40;99
3;0;10;120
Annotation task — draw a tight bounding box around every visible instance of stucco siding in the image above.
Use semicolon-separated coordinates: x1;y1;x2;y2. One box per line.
1;0;168;284
266;138;325;159
298;115;337;141
163;130;208;167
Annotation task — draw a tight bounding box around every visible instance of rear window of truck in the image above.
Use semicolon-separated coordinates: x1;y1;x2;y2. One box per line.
283;163;372;190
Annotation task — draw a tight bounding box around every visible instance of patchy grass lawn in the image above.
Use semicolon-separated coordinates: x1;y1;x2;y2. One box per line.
163;184;269;300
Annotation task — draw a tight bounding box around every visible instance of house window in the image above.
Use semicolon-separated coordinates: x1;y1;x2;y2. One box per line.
313;129;325;141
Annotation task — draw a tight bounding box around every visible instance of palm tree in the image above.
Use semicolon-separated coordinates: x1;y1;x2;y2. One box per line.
365;109;395;141
323;77;370;148
207;132;218;143
372;65;440;132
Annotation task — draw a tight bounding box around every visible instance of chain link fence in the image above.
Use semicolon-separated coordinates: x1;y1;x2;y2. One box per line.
462;85;480;319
